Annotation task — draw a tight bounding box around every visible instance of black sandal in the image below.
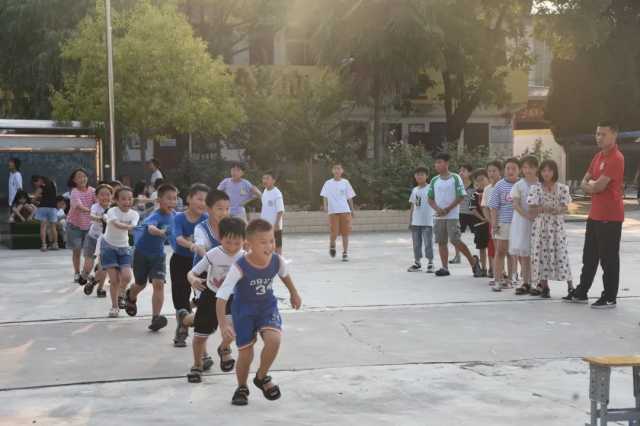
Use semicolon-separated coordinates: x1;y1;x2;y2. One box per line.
253;375;281;401
125;288;137;316
187;366;202;383
529;285;542;296
202;354;214;372
232;385;250;406
96;289;107;298
515;284;531;295
218;346;235;372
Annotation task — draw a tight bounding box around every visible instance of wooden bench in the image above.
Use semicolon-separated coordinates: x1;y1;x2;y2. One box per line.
584;356;640;425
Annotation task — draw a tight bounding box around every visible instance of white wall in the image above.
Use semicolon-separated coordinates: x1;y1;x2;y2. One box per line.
513;129;567;183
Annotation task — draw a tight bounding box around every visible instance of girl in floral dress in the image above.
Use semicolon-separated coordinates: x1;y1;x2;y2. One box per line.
527;160;573;298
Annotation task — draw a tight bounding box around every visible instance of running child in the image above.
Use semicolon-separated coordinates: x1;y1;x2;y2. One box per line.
67;169;96;283
470;169;491;277
170;183;209;347
427;153;481;277
511;156;540;296
185;217;246;383
452;164;477;264
81;184;112;297
529;160;573;299
320;163;356;261
407;166;434;273
481;160;503;279
488;158;520;291
260;171;285;255
217;163;261;222
216;219;302;406
100;186;139;317
124;184;178;331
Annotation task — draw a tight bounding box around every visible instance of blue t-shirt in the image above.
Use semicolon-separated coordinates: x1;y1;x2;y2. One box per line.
171;212;207;257
135;209;174;256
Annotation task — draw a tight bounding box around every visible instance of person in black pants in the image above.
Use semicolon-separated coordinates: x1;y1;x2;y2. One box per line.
565;121;625;308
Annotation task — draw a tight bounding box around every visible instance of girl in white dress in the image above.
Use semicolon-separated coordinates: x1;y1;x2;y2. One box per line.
510;156;539;295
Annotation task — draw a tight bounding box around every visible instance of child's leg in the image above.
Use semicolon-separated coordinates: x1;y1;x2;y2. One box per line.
151;279;164;317
328;215;338;248
411;226;423;264
49;222;58;247
120;267;133;293
39;221;48;247
72;248;82;274
424;226;434;263
236;346;254;386
82;256;95;279
257;329;281;381
521;256;531;284
96;267;107;290
107;268;120;309
192;335;208;369
341;214;352;254
480;248;487;270
494;241;507;282
438;243;449;268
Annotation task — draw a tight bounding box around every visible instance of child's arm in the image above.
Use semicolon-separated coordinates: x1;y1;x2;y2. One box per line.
280;275;302;310
348;197;355;218
111;220;135;231
147;224;167;237
12;207;25;222
490;208;498;230
322;197;328;213
70;193;91;213
216;265;242;341
187;270;207;291
408;202;415;228
250;185;262;200
274;211;284;231
471;206;486;223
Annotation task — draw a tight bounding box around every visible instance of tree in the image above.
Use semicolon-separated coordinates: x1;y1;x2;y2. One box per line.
311;0;434;161
410;0;532;148
178;0;290;61
534;0;640;137
51;0;245;162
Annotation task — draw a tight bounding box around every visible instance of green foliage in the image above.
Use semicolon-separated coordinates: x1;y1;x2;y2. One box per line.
52;0;245;149
518;138;553;162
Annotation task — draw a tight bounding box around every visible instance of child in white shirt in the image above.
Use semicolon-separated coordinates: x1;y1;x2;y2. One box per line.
320;163;356;262
407;166;434;273
260;171;285;255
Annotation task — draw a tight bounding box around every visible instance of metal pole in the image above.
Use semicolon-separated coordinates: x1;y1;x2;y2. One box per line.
105;0;116;181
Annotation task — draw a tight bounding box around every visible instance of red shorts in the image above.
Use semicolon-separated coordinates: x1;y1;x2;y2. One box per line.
488;224;495;258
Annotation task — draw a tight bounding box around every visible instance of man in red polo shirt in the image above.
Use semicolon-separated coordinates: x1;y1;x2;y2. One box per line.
565;121;624;308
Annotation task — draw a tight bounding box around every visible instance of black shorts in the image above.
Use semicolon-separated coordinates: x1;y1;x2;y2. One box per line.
275;230;283;249
193;288;233;336
473;222;490;249
460;214;479;233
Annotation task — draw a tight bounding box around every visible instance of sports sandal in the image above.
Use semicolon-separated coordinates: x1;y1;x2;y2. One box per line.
148;315;168;331
96;289;107;298
187;366;202;383
253;375;281;401
173;309;189;348
232;385;250;406
202;354;214;371
515;284;531;295
124;288;137;316
84;277;96;296
108;307;119;318
529;285;543;296
218;346;235;372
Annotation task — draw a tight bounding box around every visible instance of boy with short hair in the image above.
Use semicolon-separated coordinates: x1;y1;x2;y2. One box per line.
470;169;491;277
185;217;246;383
427;153;482;277
217;163;262;222
216;219;302;406
407;166;434;273
125;184;178;331
260;171;285;255
320;163;356;261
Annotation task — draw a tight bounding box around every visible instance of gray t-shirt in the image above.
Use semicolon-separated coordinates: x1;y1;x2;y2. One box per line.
217;178;255;217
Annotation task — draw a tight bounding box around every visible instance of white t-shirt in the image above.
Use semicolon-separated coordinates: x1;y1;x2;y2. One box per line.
191;246;245;293
216;254;289;301
261;187;285;229
8;171;22;206
409;185;433;227
88;203;107;238
320;178;356;214
481;183;495;208
427;173;465;220
194;221;218;251
150;169;163;187
103;207;139;247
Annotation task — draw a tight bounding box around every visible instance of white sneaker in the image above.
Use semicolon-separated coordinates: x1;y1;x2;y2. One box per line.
108;308;120;318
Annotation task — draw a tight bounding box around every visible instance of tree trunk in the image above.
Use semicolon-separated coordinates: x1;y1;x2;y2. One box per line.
372;78;382;161
306;156;314;209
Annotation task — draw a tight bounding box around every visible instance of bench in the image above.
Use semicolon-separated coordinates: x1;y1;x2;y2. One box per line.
584;356;640;425
1;222;65;250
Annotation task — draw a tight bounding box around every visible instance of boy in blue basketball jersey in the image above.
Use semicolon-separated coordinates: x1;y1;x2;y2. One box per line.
216;219;302;406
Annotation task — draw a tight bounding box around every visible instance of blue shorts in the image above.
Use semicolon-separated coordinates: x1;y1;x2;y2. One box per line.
35;207;58;223
133;250;166;285
232;301;282;349
66;224;88;250
100;240;133;270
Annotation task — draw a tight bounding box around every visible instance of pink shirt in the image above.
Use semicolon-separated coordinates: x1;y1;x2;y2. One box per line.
67;187;96;230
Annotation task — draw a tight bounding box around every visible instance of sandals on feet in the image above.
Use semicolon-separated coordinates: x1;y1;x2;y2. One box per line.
84;277;96;296
232;385;250;406
202;354;214;372
124;288;137;316
108;307;119;318
529;285;543;296
187;366;202;383
96;289;107;298
253;375;281;401
218;346;235;372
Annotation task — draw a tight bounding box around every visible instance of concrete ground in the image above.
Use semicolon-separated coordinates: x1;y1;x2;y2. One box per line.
2;211;640;425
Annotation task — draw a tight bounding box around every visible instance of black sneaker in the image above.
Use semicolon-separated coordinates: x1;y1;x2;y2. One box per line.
342;253;349;262
435;268;450;277
329;247;336;258
564;292;588;304
149;315;168;331
591;298;616;309
407;263;421;272
471;256;482;277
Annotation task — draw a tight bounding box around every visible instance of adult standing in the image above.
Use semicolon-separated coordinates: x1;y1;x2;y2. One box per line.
31;175;58;251
8;158;23;208
567;121;624;308
146;158;163;190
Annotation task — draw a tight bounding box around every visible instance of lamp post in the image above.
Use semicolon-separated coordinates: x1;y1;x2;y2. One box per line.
105;0;116;181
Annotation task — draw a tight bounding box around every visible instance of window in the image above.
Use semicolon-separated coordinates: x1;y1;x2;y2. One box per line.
249;31;275;65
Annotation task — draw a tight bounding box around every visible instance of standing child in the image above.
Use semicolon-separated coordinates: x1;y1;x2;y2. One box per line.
482;160;503;280
427;153;482;277
511;156;540;296
452;164;477;264
81;184;112;297
320;163;357;261
470;169;491;276
170;183;209;347
124;184;178;331
216;219;302;406
100;187;139;317
529;160;573;299
260;171;285;255
66;169;96;283
217;163;262;222
185;217;246;383
32;175;60;252
488;158;520;291
407;166;434;273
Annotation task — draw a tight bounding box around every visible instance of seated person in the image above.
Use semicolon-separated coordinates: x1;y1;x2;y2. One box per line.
9;190;36;223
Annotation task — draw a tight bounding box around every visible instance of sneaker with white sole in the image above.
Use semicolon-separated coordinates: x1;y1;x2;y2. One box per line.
108;308;119;318
426;263;434;273
407;263;421;272
591;298;616;309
